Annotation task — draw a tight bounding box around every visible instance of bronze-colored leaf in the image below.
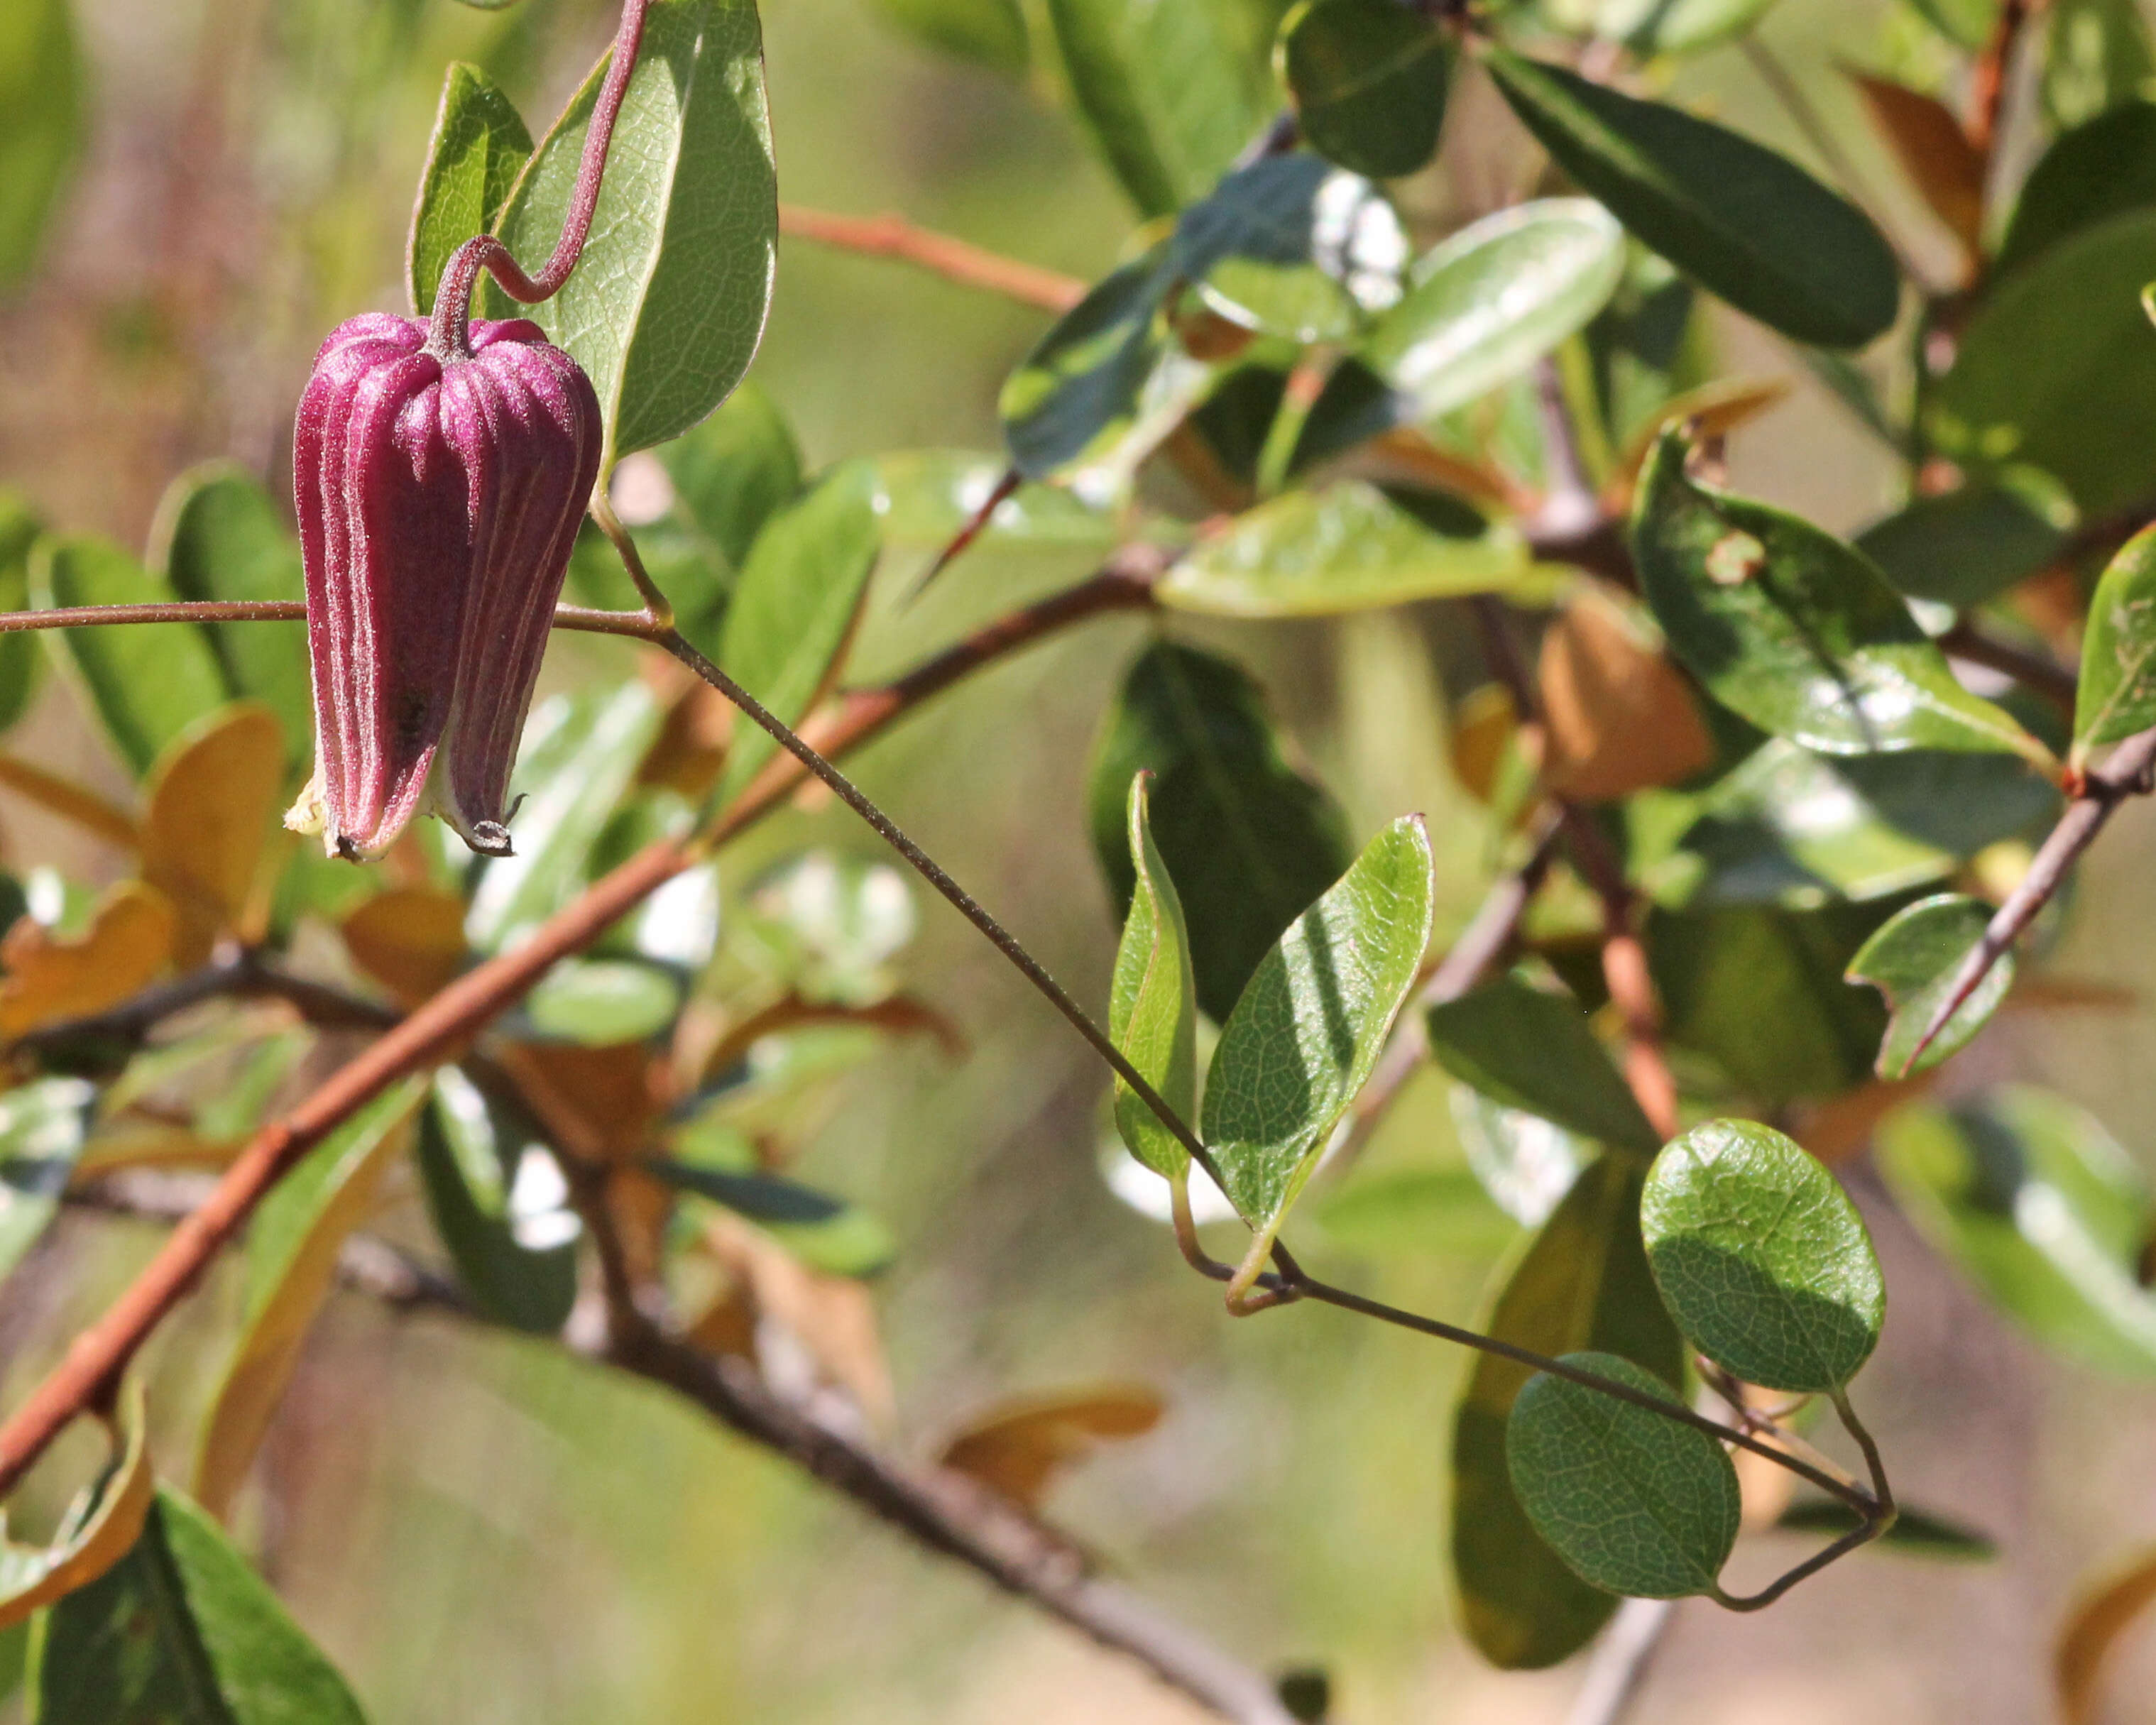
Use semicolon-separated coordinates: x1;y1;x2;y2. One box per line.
1538;586;1714;800
0;881;175;1039
339;887;469;1007
0;1383;154;1628
1449;683;1518;804
1847;71;1986;263
0;752;138;850
2059;1546;2156;1724
696;1212;894;1423
141;703;285;968
936;1384;1166;1511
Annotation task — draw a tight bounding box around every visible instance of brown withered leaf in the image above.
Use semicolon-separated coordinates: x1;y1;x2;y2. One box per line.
1791;1073;1935;1166
1846;70;1986;264
2059;1546;2156;1724
0;881;175;1039
936;1384;1166;1512
1607;378;1790;510
1537;586;1714;800
638;674;732;798
1448;683;1517;804
696;1212;894;1424
340;887;469;1007
141;704;285;968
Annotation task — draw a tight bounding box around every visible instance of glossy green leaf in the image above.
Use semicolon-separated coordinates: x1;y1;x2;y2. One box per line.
522;956;682;1044
466;682;666;950
1846;892;2011;1077
148;465;313;763
1311;1165;1516;1254
1045;0;1272;216
417;1073;577;1335
1929;211;2156;519
1776;1498;1996;1559
407;62;532;316
1876;1086;2156;1375
1088;642;1353;1023
868;451;1114;552
1452;1155;1685;1667
2076;522;2156;752
1161;481;1530;615
1426;977;1660;1156
1484;50;1900;349
1998;102;2156;273
1201;816;1433;1247
2040;0;2154;132
0;1078;89;1286
1277;0;1450;179
865;0;1029;72
0;492;45;733
1854;473;2074;610
1506;1350;1740;1598
31;535;230;779
711;460;882;806
1634;432;2040;760
1642;1119;1885;1391
488;0;777;459
656;378;802;569
28;1487;366;1724
1450;1085;1592;1227
0;0;81;288
1108;774;1198;1178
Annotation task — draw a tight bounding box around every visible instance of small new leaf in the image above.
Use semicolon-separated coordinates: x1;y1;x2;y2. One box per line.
408;63;533;317
2075;522;2156;758
1846;892;2012;1078
1108;774;1198;1178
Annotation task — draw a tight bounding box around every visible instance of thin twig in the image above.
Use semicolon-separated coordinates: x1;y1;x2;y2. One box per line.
1565;1599;1676;1725
1939;617;2076;714
779;205;1085;313
0;599;669;637
1966;0;2030;157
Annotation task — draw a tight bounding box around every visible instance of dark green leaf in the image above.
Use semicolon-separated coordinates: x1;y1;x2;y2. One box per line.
1854;473;2074;609
865;0;1029;73
0;0;81;288
1776;1497;1996;1559
417;1075;576;1335
649;1149;895;1276
2040;0;2154;132
1642;1118;1885;1391
1277;0;1450;179
488;0;777;459
1633;431;2041;760
1846;892;2010;1076
1998;102;2156;272
30;1487;367;1724
148;465;313;765
1876;1085;2156;1374
31;535;231;778
656;378;802;569
1045;0;1273;216
1087;642;1353;1023
1506;1350;1740;1598
1200;816;1433;1244
0;1078;89;1286
407;62;532;316
711;460;882;806
0;491;45;734
1108;774;1199;1178
2076;521;2156;753
1452;1156;1685;1666
521;957;682;1044
1484;50;1900;349
1426;977;1660;1156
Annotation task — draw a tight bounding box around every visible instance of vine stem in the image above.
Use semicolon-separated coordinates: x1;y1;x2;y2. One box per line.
778;206;1085;312
0;599;668;636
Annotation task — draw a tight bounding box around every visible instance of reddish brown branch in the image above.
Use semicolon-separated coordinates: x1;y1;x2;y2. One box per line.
1966;0;2032;158
779;205;1085;313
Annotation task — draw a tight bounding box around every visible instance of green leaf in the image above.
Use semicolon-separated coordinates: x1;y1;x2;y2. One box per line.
1876;1086;2156;1375
1108;774;1199;1178
1633;432;2041;760
656;378;802;569
1846;892;2011;1077
1160;481;1530;615
1928;210;2156;519
1853;472;2075;609
417;1074;577;1335
1776;1498;1996;1559
148;465;313;765
466;682;666;950
1452;1155;1685;1666
1425;977;1660;1156
0;0;81;288
1088;642;1353;1023
868;451;1115;552
1641;1119;1885;1391
1483;50;1900;349
2076;522;2156;753
1998;102;2156;273
1311;1164;1516;1254
407;62;532;317
1277;0;1450;180
487;0;777;460
1450;1085;1592;1225
29;1487;367;1724
1589;0;1780;55
1045;0;1273;216
30;535;231;779
0;492;45;734
1505;1350;1740;1598
864;0;1029;73
711;460;882;806
0;1078;89;1286
1200;816;1432;1247
644;1155;896;1276
2040;0;2155;133
522;956;682;1044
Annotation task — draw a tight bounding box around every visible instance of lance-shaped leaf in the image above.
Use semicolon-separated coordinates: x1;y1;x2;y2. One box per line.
0;0;80;289
487;0;777;460
192;1080;427;1519
2076;522;2156;757
1506;1351;1741;1598
0;1386;152;1631
0;492;45;734
1847;892;2013;1078
408;62;533;316
1426;978;1660;1156
29;1487;366;1724
1108;774;1198;1178
417;1072;578;1334
646;1155;896;1278
1996;101;2156;273
1200;816;1433;1253
1633;431;2042;760
1484;50;1900;349
1876;1086;2156;1375
1847;73;1986;260
0;1078;89;1286
1452;1155;1684;1667
1277;0;1450;180
1088;642;1353;1023
1642;1119;1885;1391
1778;1498;1994;1559
1160;481;1530;615
657;378;802;569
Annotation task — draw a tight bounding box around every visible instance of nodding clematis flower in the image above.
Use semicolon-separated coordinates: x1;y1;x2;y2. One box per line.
283;312;602;863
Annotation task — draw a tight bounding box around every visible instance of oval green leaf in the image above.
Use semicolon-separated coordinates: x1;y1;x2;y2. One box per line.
1277;0;1450;180
407;62;532;317
1997;100;2156;273
1846;892;2012;1077
1426;975;1660;1156
0;0;81;289
522;955;682;1044
2076;520;2156;754
417;1073;578;1335
1108;774;1198;1179
0;1078;89;1286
